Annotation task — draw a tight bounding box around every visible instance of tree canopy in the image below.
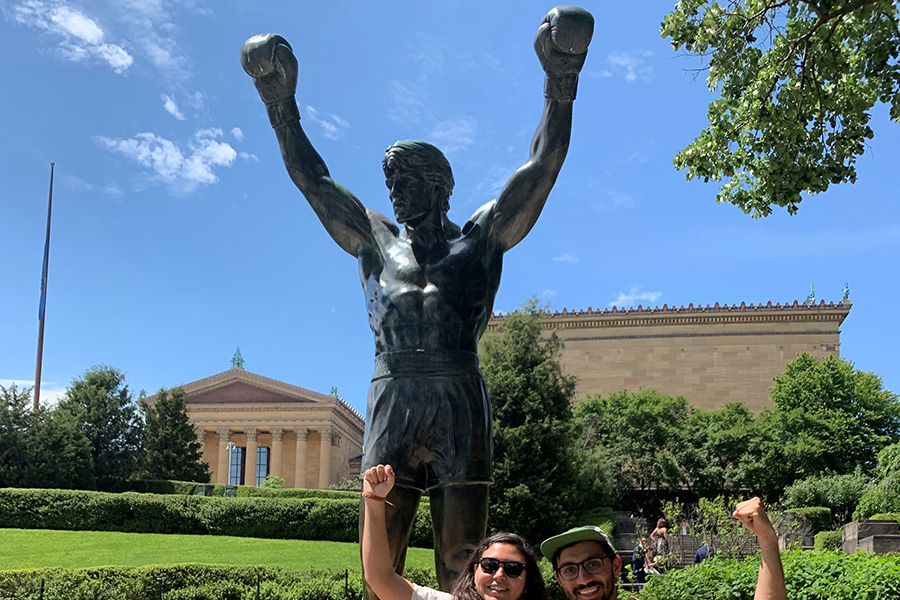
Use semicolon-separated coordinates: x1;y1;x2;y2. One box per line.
480;299;598;545
661;0;900;216
58;365;143;491
140;387;210;483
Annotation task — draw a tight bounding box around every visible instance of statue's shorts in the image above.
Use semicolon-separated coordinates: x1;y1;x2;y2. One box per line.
361;350;494;492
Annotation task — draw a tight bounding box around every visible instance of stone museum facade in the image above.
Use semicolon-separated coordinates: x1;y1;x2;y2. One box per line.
487;300;852;413
159;366;365;488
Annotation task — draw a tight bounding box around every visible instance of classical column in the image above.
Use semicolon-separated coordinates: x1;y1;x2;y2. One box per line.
294;429;309;488
318;428;333;489
270;428;284;478
216;428;231;485
245;428;259;486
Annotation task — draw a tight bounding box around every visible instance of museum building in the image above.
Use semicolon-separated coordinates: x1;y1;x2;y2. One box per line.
160;365;365;488
487;299;852;413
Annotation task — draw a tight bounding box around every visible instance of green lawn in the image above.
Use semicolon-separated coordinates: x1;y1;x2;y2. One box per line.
0;529;436;572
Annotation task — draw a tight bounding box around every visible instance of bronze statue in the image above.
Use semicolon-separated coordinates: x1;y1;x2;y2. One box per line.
241;6;593;593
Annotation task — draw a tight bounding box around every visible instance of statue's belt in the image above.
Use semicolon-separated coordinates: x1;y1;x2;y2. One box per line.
372;350;480;380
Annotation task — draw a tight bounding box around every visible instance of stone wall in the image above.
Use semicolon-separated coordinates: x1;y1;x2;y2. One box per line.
487;301;850;412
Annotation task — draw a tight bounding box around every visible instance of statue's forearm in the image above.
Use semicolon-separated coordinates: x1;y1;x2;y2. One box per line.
266;97;330;189
529;93;573;170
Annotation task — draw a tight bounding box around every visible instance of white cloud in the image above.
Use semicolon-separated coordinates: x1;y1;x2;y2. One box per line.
96;129;237;192
591;189;635;211
304;105;351;141
0;378;67;407
62;174;123;197
387;80;427;124
230;127;245;141
238;151;258;162
428;116;477;154
13;0;134;73
552;253;579;264
593;50;653;83
608;287;662;308
161;94;185;120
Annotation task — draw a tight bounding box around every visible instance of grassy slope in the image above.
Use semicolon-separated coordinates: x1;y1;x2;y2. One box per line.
0;529;435;572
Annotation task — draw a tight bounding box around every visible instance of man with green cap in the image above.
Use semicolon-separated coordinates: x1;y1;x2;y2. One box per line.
540;497;787;600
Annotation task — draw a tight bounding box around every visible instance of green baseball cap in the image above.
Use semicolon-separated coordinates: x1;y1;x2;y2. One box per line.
541;525;617;564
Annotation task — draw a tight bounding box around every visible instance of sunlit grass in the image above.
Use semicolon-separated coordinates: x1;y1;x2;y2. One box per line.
0;529;435;572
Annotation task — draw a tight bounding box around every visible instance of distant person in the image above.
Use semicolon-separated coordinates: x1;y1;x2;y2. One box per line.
650;518;670;557
694;538;715;564
630;536;648;588
540;497;786;600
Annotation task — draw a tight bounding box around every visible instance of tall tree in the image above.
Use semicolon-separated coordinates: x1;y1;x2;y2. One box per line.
661;0;900;216
141;387;210;482
480;300;592;545
678;402;755;497
770;352;900;473
0;384;31;487
0;384;94;489
24;407;95;490
575;389;690;500
58;365;143;491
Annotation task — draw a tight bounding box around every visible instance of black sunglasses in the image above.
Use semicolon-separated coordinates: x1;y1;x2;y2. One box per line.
478;557;526;578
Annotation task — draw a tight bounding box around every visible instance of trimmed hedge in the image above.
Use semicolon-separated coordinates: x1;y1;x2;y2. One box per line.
0;488;438;548
125;479;362;500
0;488;359;541
639;549;900;600
813;530;842;550
0;565;375;600
782;507;832;534
869;512;900;526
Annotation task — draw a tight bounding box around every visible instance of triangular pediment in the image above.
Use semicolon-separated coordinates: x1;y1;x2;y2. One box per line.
181;368;332;406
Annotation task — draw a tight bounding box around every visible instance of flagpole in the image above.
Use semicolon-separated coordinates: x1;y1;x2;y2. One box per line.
34;162;55;411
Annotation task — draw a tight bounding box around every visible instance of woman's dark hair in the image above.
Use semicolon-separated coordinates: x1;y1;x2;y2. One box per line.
450;532;549;600
656;519;668;529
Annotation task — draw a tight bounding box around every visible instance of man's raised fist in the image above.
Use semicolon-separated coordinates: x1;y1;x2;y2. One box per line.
534;6;594;77
240;34;298;104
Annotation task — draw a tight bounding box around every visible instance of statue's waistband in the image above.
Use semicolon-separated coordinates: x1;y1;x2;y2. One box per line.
372;349;480;380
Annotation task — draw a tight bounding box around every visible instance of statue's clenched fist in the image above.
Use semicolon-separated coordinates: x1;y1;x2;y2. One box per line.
240;34;298;104
534;6;594;77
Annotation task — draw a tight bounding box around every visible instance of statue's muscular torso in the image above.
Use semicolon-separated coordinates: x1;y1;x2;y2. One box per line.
361;203;503;355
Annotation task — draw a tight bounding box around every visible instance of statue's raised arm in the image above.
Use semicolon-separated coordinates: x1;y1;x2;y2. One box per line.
489;7;593;252
241;34;373;257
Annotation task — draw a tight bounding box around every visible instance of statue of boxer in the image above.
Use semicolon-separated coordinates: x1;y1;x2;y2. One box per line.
241;6;593;594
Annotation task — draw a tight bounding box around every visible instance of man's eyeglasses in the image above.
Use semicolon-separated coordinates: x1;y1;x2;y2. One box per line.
555;556;611;581
478;557;526;578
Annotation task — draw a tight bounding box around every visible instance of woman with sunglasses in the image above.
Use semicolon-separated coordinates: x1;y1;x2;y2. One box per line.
362;464;549;600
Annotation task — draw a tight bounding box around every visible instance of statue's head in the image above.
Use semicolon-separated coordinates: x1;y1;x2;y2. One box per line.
383;140;454;222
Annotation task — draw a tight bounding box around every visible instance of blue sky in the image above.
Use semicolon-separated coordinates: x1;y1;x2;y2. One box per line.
2;0;898;416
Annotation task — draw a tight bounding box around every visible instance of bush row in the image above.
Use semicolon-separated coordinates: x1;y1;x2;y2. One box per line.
639;549;900;600
0;487;437;548
125;480;361;500
0;565;437;600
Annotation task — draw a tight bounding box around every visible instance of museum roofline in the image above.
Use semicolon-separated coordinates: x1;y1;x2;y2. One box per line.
487;300;851;330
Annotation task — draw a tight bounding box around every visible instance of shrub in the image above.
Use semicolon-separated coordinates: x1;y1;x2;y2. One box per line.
0;565;445;600
813;530;843;550
125;479;362;500
576;506;617;536
781;472;868;526
0;488;358;541
868;513;900;526
639;550;900;600
782;507;832;534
